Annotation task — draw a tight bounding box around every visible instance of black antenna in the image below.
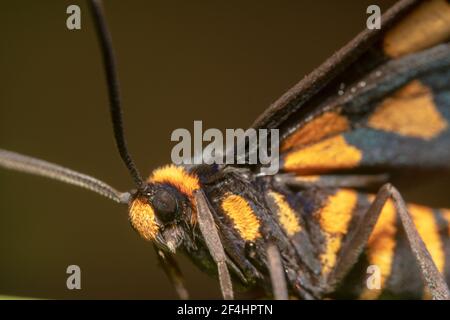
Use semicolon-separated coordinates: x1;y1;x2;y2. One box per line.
89;0;145;189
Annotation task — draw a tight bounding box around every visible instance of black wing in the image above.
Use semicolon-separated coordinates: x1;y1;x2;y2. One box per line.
250;0;450;175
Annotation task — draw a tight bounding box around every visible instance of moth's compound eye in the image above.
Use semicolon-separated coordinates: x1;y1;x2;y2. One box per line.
152;189;178;223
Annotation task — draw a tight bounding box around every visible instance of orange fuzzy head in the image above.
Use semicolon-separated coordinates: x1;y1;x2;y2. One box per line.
128;165;200;253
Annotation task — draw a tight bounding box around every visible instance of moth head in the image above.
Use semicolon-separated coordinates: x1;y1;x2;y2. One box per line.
128;181;193;253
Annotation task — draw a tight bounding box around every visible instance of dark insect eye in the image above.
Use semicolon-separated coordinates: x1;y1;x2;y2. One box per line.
152;189;178;222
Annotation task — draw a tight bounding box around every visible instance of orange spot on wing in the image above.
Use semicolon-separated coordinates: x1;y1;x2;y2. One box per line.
269;191;301;236
317;189;358;275
283;135;362;174
221;194;261;241
359;197;397;300
368;80;448;140
129;197;159;241
383;0;450;58
281;111;349;151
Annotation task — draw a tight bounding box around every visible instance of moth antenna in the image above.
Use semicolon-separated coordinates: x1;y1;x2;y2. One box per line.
0;149;131;204
89;0;145;190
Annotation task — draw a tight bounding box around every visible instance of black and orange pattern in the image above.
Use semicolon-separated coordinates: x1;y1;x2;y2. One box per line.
177;0;450;299
2;0;449;300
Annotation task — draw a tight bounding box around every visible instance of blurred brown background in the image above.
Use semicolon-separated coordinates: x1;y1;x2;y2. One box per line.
2;0;438;299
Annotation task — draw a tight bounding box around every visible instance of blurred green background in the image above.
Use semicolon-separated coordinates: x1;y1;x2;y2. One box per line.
3;0;444;299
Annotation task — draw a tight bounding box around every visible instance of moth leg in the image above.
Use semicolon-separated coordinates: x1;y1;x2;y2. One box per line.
277;173;388;189
154;245;189;300
266;242;289;300
328;183;450;300
194;190;234;300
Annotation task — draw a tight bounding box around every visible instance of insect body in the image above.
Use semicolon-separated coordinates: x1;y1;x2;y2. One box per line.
1;0;450;300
